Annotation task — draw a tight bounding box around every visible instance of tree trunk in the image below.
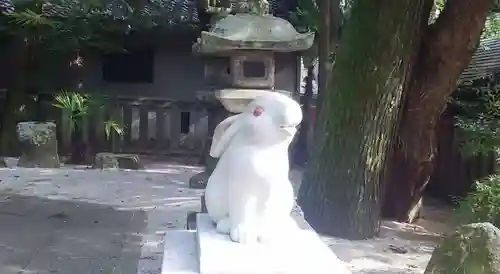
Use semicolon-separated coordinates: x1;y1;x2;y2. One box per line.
0;38;29;156
293;0;342;168
297;0;429;240
382;0;492;222
293;63;315;167
317;0;330;99
69;118;86;164
329;0;342;46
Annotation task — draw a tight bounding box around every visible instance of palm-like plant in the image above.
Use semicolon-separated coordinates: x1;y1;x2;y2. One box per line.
104;120;124;139
52;90;124;138
52;90;124;163
52;90;91;132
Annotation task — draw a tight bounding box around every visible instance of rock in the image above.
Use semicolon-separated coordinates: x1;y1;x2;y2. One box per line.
388;244;408;254
93;153;119;169
188;172;209;213
59;155;70;164
0;158;7;168
189;171;209;189
186;211;197;230
201;194;207;213
16;122;60;168
115;154;142;169
93;153;142;170
424;222;500;274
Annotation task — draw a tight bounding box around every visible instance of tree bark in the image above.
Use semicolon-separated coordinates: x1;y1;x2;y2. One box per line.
293;63;315;167
382;0;493;222
297;0;429;240
293;0;342;167
69;117;86;164
0;38;29;156
317;0;330;98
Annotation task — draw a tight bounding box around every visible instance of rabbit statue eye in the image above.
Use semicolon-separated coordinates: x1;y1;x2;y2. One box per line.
253;106;264;117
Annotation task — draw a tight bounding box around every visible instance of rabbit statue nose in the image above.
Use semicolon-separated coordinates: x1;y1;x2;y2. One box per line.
253;106;264;117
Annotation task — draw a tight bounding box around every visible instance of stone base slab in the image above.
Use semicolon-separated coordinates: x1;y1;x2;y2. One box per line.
195;213;352;274
161;230;198;274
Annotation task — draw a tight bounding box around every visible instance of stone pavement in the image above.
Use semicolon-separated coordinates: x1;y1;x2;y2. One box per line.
0;161;441;274
0;161;204;274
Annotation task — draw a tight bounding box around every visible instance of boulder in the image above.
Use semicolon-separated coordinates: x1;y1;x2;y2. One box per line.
16;122;60;168
0;158;7;168
189;171;209;189
186;211;197;230
425;222;500;274
115;154;142;169
93;153;142;170
93;153;119;169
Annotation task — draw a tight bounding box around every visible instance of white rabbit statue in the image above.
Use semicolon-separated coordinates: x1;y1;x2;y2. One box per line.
204;92;303;244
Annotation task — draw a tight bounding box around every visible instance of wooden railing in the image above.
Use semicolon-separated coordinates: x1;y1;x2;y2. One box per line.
57;97;215;156
0;92;221;158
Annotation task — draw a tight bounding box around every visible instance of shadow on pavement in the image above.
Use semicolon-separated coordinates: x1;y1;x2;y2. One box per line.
0;193;147;274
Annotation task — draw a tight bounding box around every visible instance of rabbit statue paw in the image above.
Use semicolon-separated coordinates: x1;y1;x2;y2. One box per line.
215;218;231;234
230;223;259;244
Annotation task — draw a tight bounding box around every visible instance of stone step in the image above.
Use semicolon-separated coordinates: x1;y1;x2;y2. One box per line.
195;213;352;274
161;230;198;274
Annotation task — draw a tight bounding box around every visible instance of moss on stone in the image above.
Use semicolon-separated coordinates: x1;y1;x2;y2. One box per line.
93;153;143;170
425;223;500;274
16;122;60;168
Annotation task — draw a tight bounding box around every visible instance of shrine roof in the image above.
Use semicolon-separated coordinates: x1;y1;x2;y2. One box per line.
461;38;500;81
0;0;297;29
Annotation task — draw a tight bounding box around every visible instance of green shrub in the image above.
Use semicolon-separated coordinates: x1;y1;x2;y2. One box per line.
455;174;500;227
52;90;124;138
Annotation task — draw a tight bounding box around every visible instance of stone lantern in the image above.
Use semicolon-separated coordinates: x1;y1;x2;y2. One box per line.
193;13;314;112
187;6;314;225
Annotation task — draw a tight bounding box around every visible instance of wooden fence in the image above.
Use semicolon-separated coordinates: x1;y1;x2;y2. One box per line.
427;109;497;202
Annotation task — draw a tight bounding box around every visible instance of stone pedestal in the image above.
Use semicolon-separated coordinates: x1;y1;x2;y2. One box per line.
162;213;352;274
161;230;198;274
16;121;60;168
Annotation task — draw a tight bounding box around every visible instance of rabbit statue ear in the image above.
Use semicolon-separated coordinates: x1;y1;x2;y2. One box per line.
209;114;242;158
